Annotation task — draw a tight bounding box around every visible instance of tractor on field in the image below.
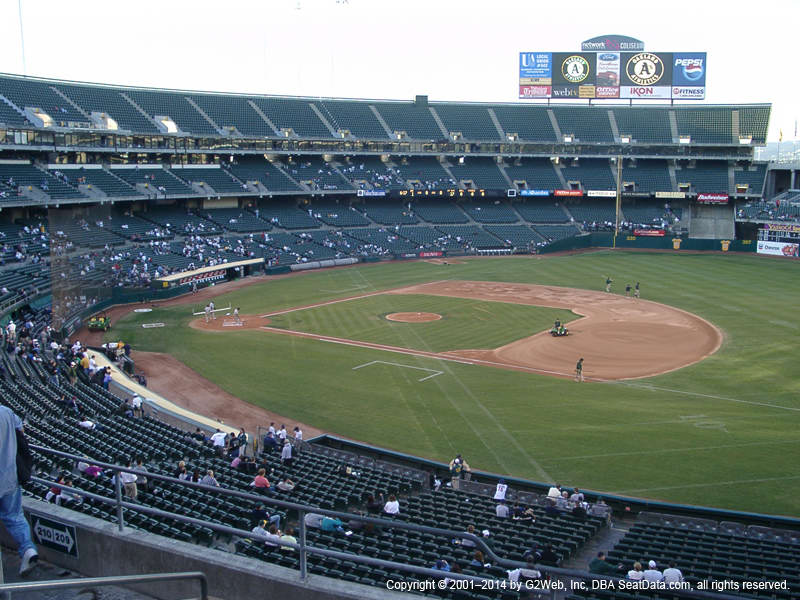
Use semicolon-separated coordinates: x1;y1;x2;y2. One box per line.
87;313;111;332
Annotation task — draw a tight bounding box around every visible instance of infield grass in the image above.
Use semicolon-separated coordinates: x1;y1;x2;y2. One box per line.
108;251;800;516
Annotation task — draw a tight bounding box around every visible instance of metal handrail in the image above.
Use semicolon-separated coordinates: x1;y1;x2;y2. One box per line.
0;572;207;599
28;444;749;599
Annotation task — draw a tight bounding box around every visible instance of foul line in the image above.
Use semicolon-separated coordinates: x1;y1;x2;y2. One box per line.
260;283;424;318
611;474;800;495
353;360;443;382
611;381;800;413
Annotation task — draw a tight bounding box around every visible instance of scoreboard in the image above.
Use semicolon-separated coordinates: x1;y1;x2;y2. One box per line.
519;51;706;100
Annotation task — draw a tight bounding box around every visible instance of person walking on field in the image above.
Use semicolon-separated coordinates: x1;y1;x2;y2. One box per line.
233;307;242;325
204;304;211;323
209;300;216;320
625;283;631;297
634;282;640;299
605;277;613;293
575;358;584;382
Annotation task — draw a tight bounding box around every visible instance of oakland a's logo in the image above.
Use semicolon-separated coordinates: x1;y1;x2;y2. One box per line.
626;53;664;86
562;56;590;83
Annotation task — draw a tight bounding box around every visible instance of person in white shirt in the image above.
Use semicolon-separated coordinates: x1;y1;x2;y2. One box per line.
627;561;644;580
210;429;227;448
119;469;138;499
293;426;302;441
88;355;97;375
383;495;400;515
643;560;664;582
277;425;287;441
496;500;509;518
662;563;684;585
280;441;293;466
200;470;219;487
130;394;143;417
547;484;561;498
494;479;508;501
268;422;276;436
79;418;96;430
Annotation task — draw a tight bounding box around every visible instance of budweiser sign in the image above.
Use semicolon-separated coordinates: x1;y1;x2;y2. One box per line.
178;269;226;286
697;193;729;204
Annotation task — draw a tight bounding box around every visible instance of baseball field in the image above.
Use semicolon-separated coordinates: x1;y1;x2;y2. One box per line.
106;250;800;517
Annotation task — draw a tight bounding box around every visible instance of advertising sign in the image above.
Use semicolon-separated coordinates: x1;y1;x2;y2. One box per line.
519;52;553;85
587;190;616;197
757;241;799;257
520;50;704;100
697;193;729;204
581;35;645;52
655;191;686;199
763;223;800;233
634;229;666;237
518;189;550;197
554;190;583;197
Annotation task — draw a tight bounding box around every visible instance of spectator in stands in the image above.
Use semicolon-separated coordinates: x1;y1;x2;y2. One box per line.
460;525;477;548
251;504;281;529
210;429;227;453
119;464;138;500
200;470;220;487
494;478;508;501
280;440;293;466
383;494;400;515
173;460;187;478
133;459;150;492
321;516;351;536
262;431;279;452
496;499;509;518
449;454;470;490
547;483;562;498
250;519;270;540
293;426;302;442
276;477;295;492
662;562;684;584
432;559;450;572
280;526;297;551
570;487;584;503
365;493;384;514
250;468;271;492
45;475;68;504
588;552;623;576
627;561;644;580
511;503;536;521
539;544;559;566
508;558;541;585
643;560;664;582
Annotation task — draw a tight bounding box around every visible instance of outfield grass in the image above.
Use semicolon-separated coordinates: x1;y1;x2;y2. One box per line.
108;252;800;516
268;294;576;352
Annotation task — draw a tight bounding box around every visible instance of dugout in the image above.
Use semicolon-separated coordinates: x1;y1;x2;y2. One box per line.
154;258;264;290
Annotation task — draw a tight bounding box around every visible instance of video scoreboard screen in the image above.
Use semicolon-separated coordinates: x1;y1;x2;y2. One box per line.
519;51;706;100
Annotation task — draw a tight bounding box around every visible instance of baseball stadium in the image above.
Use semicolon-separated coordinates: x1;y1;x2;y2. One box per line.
0;5;799;600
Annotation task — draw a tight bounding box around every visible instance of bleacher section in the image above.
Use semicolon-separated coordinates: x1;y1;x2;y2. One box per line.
202;209;271;233
449;158;508;189
734;163;767;194
462;201;519;223
604;516;798;598
566;200;616;224
492;105;557;142
621;160;672;193
738;106;771;145
338;158;407;191
258;200;319;229
52;167;138;198
0;162;85;199
171;167;244;194
373;102;443;140
675;161;729;194
436;225;504;249
434;104;501;140
358;201;419;225
124;90;218;136
227;158;302;193
505;159;562;191
55;83;160;133
612;107;673;144
552;107;614;143
675;107;733;145
316;100;389;140
484;225;544;249
106;214;173;241
345;228;417;255
0;97;30;128
0;77;88;127
621;201;673;227
310;200;371;227
514;201;570;223
189;94;273;137
560;159;614;191
140;208;221;236
110;166;195;196
251;97;333;139
412;200;468;224
285;158;352;191
532;224;581;242
397;226;462;252
398;158;454;190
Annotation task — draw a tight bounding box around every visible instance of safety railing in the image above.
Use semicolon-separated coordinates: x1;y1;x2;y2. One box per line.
27;445;748;600
0;572;208;600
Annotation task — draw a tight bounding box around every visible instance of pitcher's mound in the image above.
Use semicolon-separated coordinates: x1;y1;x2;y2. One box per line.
385;312;442;323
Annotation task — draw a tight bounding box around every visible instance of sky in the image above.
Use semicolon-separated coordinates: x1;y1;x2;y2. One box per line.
0;0;797;142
